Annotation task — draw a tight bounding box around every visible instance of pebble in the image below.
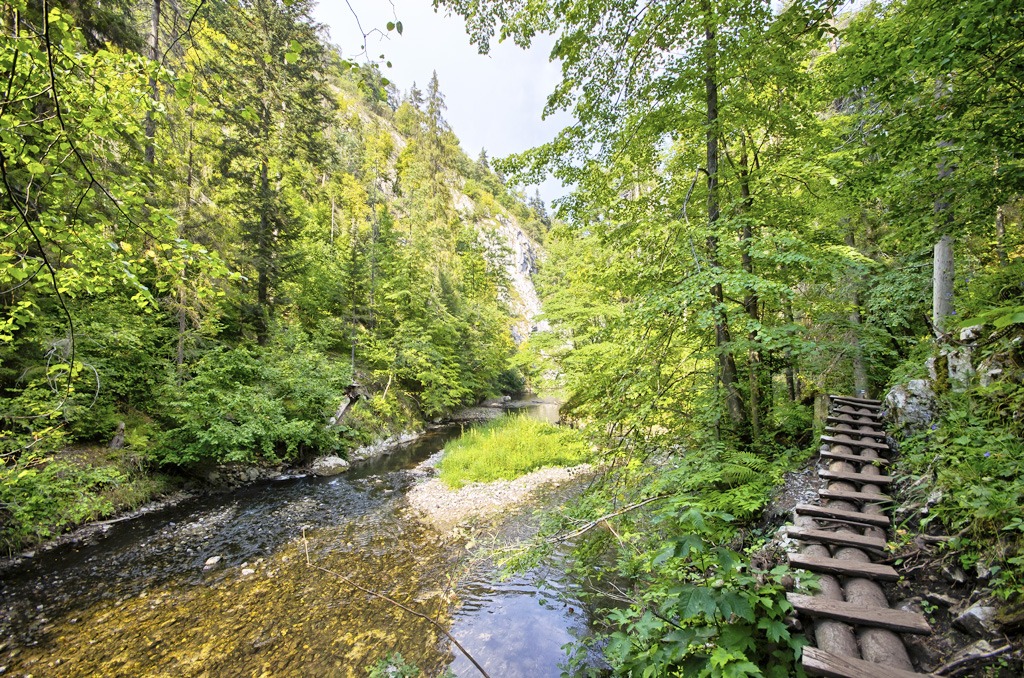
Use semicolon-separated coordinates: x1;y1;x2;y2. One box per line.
203;556;222;570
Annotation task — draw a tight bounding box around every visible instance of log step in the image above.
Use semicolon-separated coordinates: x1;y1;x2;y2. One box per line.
795;503;891;528
821;435;890;452
802;646;929;678
829;395;883;406
787;594;931;635
827;415;885;429
832;406;884;421
830;398;884;412
788;553;899;582
820;449;890;467
786;526;887;553
818;488;893;504
819;469;893;486
825;426;887;441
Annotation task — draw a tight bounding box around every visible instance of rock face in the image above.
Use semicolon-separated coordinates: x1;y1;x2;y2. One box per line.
884;379;936;432
488;214;546;343
453;191;546;344
309;456;350;476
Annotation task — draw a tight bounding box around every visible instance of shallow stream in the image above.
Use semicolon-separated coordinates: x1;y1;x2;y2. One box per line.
0;405;593;677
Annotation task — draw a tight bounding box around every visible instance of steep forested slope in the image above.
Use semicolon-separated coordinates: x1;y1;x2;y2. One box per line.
0;0;547;548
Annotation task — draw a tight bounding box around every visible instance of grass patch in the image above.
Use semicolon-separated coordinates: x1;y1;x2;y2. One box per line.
437;415;590;489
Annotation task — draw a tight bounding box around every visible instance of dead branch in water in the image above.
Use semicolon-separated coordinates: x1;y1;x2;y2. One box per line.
301;528;491;678
547;494;670;543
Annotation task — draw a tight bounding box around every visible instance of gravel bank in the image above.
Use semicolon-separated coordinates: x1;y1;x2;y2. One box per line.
407;457;594;533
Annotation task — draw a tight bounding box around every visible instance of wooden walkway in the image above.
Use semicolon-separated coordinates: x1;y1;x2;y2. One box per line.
785;395;935;677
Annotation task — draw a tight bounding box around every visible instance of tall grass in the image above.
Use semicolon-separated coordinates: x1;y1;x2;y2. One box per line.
437;415;590;489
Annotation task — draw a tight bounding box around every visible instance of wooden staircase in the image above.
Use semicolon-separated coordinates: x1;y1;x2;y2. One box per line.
785;395;935;677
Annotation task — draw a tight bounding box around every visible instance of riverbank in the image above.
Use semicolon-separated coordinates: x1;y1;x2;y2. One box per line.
0;398;557;570
407;453;594;533
0;399;596;678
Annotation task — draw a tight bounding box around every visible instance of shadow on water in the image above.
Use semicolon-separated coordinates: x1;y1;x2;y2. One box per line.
0;401;596;677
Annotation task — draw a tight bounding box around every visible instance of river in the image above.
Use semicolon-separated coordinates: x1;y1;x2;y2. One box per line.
0;404;595;677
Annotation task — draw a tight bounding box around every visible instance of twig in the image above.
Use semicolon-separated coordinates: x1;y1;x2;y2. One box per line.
547;494;670;543
934;642;1014;676
162;0;208;62
301;528;491;678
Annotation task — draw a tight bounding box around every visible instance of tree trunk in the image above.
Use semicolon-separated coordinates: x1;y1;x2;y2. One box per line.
177;117;195;369
257;157;271;345
995;206;1007;266
785;300;799;402
739;140;760;439
703;9;744;429
845;227;869;397
145;0;160;164
932;234;954;335
933;137;955;337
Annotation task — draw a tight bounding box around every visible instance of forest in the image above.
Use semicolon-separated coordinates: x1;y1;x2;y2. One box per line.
2;0;1023;675
0;0;554;542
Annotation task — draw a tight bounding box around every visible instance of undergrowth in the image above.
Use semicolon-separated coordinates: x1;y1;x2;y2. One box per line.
895;383;1024;601
437;414;590;488
0;448;176;554
500;437;814;677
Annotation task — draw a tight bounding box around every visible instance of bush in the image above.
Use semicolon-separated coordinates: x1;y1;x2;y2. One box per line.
437;415;590;488
158;335;354;465
0;454;121;551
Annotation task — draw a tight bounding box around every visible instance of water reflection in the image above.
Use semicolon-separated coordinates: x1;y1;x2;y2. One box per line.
0;402;593;677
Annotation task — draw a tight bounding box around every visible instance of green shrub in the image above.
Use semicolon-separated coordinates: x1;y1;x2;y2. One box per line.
437;415;590;488
365;652;420;678
897;389;1024;599
158;334;354;466
0;454;122;551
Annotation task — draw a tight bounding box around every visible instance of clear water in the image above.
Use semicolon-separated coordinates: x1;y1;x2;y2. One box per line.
0;404;594;677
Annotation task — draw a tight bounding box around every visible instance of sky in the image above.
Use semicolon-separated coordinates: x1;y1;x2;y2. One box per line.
310;0;571;207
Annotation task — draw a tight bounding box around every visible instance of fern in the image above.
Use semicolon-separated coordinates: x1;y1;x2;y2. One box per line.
718;450;772;487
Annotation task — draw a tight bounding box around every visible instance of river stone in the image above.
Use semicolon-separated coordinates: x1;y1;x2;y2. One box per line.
954;602;999;636
310;455;350;476
241;568;255;576
203;555;222;570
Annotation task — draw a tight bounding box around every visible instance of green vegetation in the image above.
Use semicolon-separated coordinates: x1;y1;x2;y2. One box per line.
894;350;1024;602
0;447;175;551
0;0;548;551
437;415;589;488
440;0;1024;673
3;0;1023;673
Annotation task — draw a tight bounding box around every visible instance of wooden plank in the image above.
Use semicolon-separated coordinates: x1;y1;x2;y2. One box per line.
786;526;887;552
820;469;893;486
829;395;883;406
788;594;931;635
802;646;930;678
832;406;884;421
827;415;885;430
788;553;899;582
795;503;890;527
825;426;887;441
820;449;891;467
819;488;893;504
830;396;883;410
821;435;890;452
